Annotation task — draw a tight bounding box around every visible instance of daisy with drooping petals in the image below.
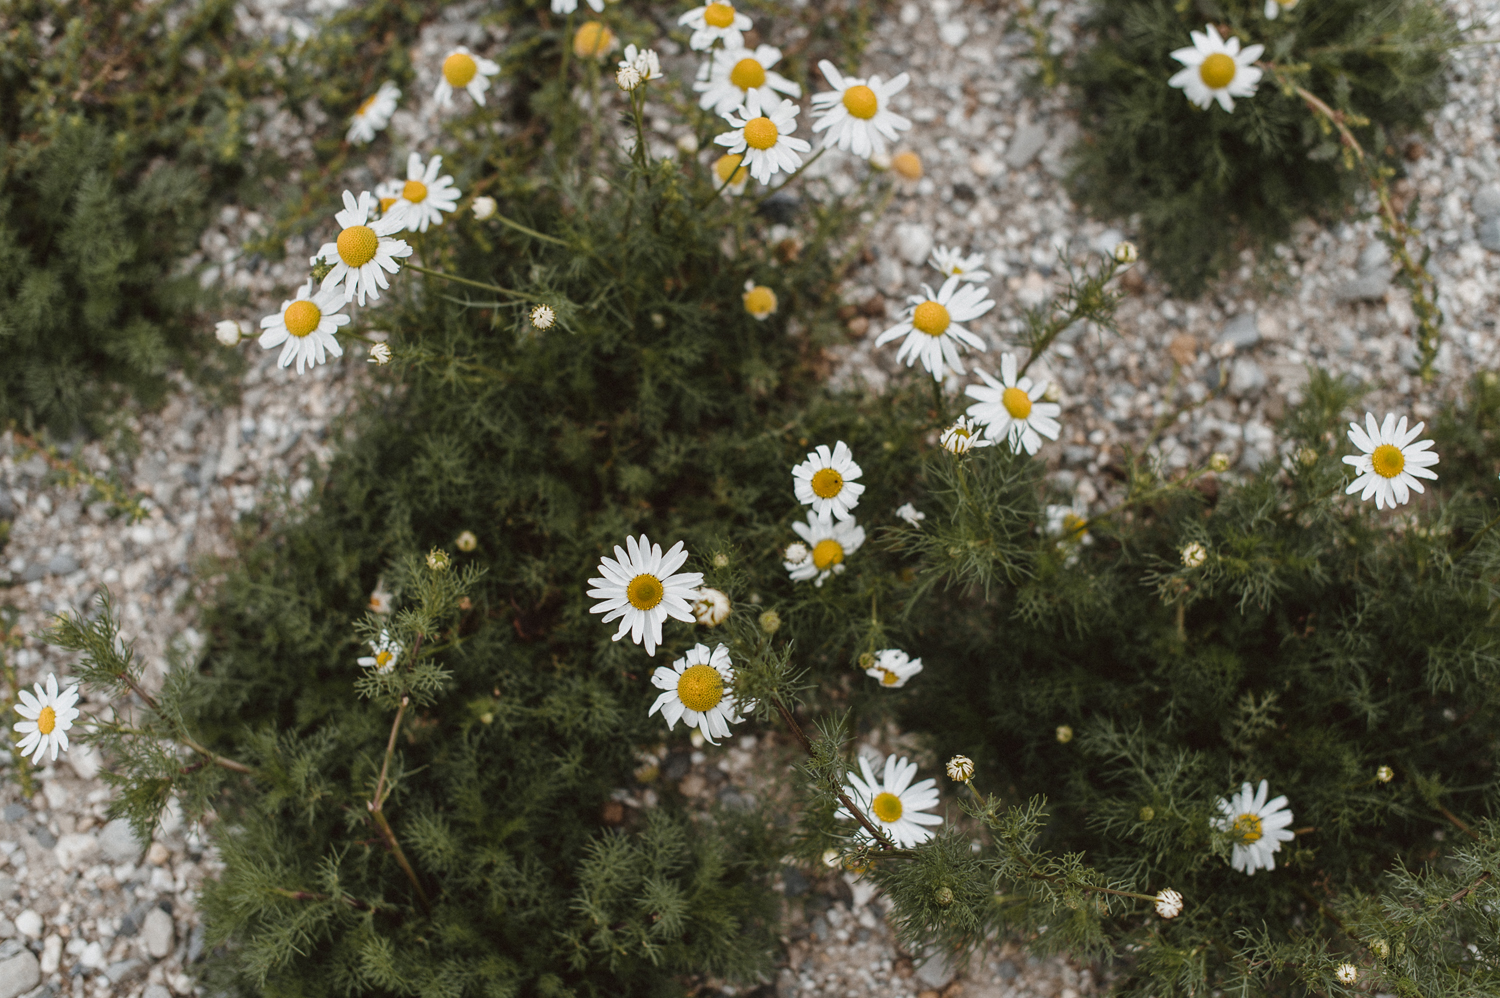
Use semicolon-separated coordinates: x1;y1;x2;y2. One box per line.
588;535;705;656
865;648;923;688
13;674;80;765
713;89;811;185
792;441;865;522
259;281;349;375
1213;779;1295;874
840;753;942;847
940;416;992;455
648;642;745;744
384;153;462;234
552;0;604;12
1168;27;1264;113
434;46;500;108
895;503;925;526
347;81;400;145
312;191;413;306
695;44;801;116
930;245;991;284
785;512;865;586
743;281;778;319
357;631;402;674
874;275;994;382
619;44;663;83
1342;412;1439;510
712;153;751;195
678;1;752;52
810;60;912;159
965;353;1062;455
1264;0;1299;18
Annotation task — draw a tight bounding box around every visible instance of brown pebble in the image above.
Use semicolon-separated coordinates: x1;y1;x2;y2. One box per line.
847;316;870;337
1168;333;1199;367
600;800;625;825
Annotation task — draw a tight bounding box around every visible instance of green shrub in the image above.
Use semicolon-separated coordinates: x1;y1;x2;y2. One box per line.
1066;0;1453;295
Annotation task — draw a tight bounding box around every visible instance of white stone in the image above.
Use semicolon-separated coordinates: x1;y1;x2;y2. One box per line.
42;780;68;811
142;908;175;959
0;950;39;998
915;950;957;989
144;986;173;998
68;744;103;781
100;818;144;863
54;832;100;871
938;20;968;46
39;934;61;975
14;910;41;939
80;940;106;969
894;223;934;266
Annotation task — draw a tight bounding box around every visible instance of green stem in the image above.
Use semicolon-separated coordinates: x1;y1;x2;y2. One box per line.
769;695;896;851
404;262;527;299
491;211;571;247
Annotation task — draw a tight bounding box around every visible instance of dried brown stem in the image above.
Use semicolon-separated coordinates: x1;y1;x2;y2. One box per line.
769;696;896;851
118;672;253;774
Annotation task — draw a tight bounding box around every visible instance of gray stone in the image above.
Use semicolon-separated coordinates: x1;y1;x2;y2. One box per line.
53;832;98;871
1005;122;1048;169
915;950;958;989
19;564;45;584
1217;313;1260;352
105;958;145;984
1474;183;1500;219
143;986;172;998
775;968;797;998
1229;358;1267;397
0;950;38;998
44;554;78;577
142;908;174;959
0;919;12;940
1;805;25;823
31;827;55;850
187;923;205;964
1331;273;1390;303
0;876;15;900
99;818;143;864
1479;216;1500;252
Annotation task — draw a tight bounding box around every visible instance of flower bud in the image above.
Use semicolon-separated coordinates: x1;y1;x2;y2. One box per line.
1209;452;1230;473
1154;888;1184;919
1113;241;1138;265
471;196;497;220
530;304;556;330
426;549;451;572
784;542;809;565
455;530;478;552
214;319;245;346
1180;542;1207;568
367;343;392;365
1376;764;1394;783
1055;725;1073;744
1371;938;1389;960
758;609;781;635
1334;964;1357;986
935;886;955;906
712;552;729;568
946;755;975;782
692;587;731;627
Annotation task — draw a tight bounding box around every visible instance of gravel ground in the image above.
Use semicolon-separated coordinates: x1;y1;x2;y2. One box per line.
5;0;1498;994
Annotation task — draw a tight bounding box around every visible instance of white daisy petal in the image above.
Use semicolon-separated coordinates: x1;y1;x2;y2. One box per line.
11;674;80;765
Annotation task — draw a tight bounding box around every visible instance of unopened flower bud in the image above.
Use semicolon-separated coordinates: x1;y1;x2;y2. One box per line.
1114;241;1138;265
615;64;642;91
1371;938;1389;960
1154;889;1183;919
1376;764;1394;783
426;549;451;572
1180;542;1207;568
1209;452;1231;473
712;552;729;568
946;755;975;782
821;848;842;869
935;886;954;906
784;542;809;565
1139;805;1155;822
758;609;781;635
471;196;497;220
455;530;477;552
214;319;245;346
1055;725;1073;744
1298;446;1319;467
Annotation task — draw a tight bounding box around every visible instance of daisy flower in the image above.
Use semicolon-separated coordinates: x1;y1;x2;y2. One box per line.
866;648;923;688
839;753;942;848
678;1;752;52
712;153;751;195
648;642;745;744
964;352;1062;455
743;281;778;319
472;196;497;220
940;416;992;455
692;587;731;626
930;245;991;283
792;441;865;522
13;674;80;765
357;631;402;673
552;0;603;12
694;44;801;116
875;275;993;382
573;21;616;60
258;281;350;375
1264;0;1298;17
1342;412;1439;510
311;190;412;306
785;512;865;586
1213;779;1294;875
434;46;500;108
588;534;705;656
810;60;912;159
384;153;461;234
346;81;400;145
1168;26;1264;113
619;44;663;83
895;503;925;526
1045;496;1092;546
713;89;811;185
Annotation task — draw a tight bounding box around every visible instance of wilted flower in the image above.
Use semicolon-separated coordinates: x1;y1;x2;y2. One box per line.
368;343;392;365
1334;964;1358;986
530;304;556;330
692;587;731;626
895;503;925;526
945;755;975;782
1114;241;1138;265
455;530;478;552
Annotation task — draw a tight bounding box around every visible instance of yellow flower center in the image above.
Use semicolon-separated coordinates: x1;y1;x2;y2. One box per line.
703;2;736;28
375;650;393;669
1371;443;1405;479
1002;386;1033;419
443;52;478;87
1233;812;1263;844
37;706;56;736
811;467;844;499
912;300;950;336
872;791;903;822
743;285;777;316
880;669;899;686
1199;53;1237;90
714;153;747;184
402;179;428;203
574;21;614;58
811;539;844;571
355;92;379;116
677;663;725;712
730;57;766;90
283;300;322;338
842;84;879;120
743;116;778;150
891;151;923;180
379;196;399;212
627;574;664;610
1062;513;1087;536
337;224;379;267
